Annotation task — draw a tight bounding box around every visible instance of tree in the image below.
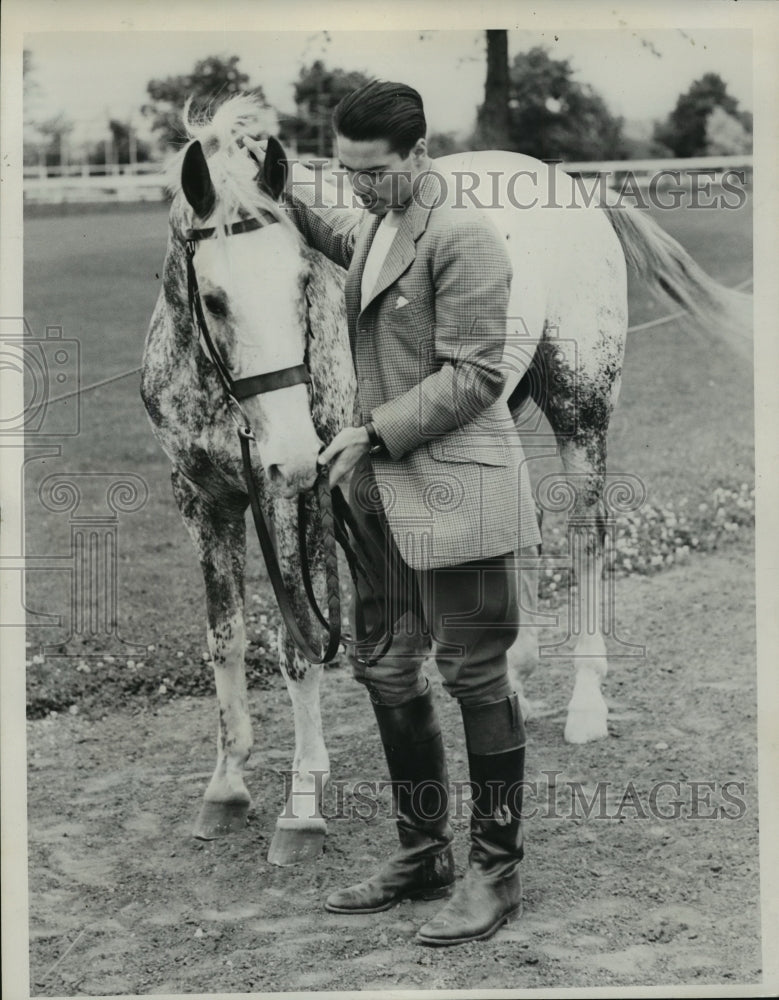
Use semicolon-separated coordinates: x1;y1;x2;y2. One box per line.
24;49;41;163
142;55;263;151
473;30;511;150
36;113;74;167
705;105;752;155
23;49;39;106
287;60;372;156
84;120;153;166
496;47;626;160
653;73;751;157
427;132;469;157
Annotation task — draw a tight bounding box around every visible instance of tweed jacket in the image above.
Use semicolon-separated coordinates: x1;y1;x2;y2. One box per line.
287;164;541;570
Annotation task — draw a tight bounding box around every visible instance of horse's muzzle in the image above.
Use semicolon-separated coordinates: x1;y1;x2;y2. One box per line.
266;463;318;498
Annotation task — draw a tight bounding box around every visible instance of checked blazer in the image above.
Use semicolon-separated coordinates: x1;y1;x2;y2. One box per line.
287;164;541;570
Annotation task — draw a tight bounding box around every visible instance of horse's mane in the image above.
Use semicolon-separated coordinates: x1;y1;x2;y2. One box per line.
165;93;297;238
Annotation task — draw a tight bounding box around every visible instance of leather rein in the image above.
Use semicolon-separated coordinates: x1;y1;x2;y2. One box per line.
185;212;389;666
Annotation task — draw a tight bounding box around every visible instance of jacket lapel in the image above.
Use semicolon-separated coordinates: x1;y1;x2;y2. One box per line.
352;168;440;319
362;221;415;312
345;213;381;324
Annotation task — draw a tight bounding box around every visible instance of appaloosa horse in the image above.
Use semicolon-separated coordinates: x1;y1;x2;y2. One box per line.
141;94;749;864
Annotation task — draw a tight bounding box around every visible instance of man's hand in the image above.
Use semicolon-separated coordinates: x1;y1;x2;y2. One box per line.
317;426;370;486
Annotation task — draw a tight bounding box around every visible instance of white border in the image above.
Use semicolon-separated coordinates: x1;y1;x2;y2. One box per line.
2;2;777;998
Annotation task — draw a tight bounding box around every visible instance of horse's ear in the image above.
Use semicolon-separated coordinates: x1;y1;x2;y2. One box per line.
262;135;288;202
181;140;216;220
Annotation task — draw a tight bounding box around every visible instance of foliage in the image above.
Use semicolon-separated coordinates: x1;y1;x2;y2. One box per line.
427;131;469;157
26;612;283;721
34;112;75;167
27;482;754;717
79;119;153;166
473;47;627;160
705;105;753;156
539;481;754;602
621;134;674;160
142;55;263;151
23;48;39;104
653;73;752;157
285;60;372;156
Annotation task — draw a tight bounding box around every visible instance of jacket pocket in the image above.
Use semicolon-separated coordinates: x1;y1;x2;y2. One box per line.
428;436;511;467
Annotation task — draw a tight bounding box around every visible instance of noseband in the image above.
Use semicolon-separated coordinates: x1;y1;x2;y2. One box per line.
185;213;390;666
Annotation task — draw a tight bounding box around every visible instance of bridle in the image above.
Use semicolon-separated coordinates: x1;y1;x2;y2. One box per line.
185;212;390;666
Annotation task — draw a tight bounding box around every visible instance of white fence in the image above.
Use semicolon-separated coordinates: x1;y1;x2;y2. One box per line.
23;154;753;205
23;161;169;204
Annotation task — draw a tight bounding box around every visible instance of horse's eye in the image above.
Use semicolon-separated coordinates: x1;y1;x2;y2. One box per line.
203;293;228;318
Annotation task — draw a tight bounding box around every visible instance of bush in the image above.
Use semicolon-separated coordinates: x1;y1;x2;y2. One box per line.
26;482;754;717
538;480;754;601
26;606;283;720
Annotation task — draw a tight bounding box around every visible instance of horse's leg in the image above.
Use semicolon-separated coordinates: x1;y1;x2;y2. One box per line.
171;468;253;838
266;497;330;866
267;645;329;866
556;441;610;743
540;226;626;743
507;543;542;722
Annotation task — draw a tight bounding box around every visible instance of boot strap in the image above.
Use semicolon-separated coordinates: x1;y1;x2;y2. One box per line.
461;693;526;755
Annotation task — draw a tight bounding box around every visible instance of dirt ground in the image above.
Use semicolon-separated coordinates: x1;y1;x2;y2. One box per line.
27;542;762;996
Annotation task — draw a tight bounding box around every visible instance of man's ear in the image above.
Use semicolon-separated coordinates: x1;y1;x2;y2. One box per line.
262;135;288;201
412;137;428;162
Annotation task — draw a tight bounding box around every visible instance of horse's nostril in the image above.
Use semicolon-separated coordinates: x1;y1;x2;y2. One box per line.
266;463;283;486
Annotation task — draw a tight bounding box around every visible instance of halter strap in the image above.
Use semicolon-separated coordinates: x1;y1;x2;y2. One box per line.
187;211;279;242
232;364;311;400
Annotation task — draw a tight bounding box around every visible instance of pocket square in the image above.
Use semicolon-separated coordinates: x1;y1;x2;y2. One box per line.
395;295;410;309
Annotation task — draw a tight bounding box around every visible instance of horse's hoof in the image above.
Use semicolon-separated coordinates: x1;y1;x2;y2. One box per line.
564;710;609;744
267;817;326;866
193;800;250;840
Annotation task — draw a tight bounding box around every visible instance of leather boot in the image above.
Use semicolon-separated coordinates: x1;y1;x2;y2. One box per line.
416;692;525;945
325;684;455;913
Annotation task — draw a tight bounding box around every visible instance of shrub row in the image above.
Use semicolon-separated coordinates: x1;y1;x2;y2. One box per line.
26;482;754;719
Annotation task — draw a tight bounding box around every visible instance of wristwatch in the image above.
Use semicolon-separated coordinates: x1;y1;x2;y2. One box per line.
363;420;385;456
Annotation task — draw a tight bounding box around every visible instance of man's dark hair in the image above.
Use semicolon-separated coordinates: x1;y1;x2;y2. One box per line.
332;80;426;157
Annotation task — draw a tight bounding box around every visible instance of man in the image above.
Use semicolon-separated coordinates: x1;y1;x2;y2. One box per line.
246;80;540;946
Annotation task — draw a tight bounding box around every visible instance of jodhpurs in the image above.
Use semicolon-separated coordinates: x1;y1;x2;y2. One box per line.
346;458;530;708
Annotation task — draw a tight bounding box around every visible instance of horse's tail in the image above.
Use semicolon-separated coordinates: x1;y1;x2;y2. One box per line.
602;203;751;348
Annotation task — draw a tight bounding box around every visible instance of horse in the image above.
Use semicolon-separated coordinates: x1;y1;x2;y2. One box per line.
141;93;749;865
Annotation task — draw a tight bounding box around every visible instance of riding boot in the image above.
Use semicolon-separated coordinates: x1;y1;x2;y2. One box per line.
416;692;525;945
325;683;455;913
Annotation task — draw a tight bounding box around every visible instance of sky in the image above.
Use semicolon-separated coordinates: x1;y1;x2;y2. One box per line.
23;28;753;147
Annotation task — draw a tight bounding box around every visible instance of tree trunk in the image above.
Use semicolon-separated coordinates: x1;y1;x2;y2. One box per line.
476;30;510;150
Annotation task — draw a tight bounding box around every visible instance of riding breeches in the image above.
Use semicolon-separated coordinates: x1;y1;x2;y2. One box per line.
346;457;528;707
